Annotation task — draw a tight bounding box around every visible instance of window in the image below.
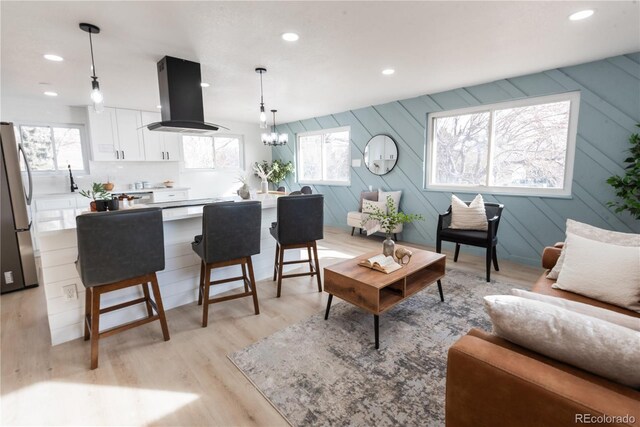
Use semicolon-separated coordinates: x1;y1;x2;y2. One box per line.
182;135;243;170
16;124;87;173
426;92;580;197
297;127;350;185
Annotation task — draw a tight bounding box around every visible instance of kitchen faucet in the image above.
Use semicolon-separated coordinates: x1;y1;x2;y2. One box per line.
69;164;78;192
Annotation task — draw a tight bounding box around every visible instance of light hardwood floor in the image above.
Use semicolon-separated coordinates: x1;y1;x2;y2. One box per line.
1;227;542;426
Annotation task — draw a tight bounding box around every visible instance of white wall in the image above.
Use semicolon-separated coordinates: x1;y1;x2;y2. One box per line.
1;97;271;198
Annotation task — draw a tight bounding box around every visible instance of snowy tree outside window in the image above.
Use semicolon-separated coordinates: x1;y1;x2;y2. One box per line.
17;125;86;172
297;127;350;185
182;135;243;170
426;92;580;197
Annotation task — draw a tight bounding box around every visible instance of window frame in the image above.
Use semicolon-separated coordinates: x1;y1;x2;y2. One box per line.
180;133;245;172
424;91;580;198
14;122;90;175
296;126;351;186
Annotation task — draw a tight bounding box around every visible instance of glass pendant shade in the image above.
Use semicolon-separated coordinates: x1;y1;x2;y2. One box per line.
90;79;104;113
259;106;267;129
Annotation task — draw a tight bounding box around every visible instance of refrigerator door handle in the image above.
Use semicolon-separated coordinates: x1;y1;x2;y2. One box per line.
18;143;33;205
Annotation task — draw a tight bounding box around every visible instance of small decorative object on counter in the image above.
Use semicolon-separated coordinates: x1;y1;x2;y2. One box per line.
142;181;152;189
134;182;143;190
361;195;424;257
163;180;174;188
102;177;114;192
395;247;413;266
79;182;111;212
236;175;251;200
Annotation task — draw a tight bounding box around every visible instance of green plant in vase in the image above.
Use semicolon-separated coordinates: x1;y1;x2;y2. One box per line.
79;182;110;211
607;124;640;219
361;195;424;257
254;159;295;190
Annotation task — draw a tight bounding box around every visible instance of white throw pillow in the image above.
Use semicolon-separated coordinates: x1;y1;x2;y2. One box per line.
362;199;387;214
553;233;640;312
484;295;640;388
547;219;640;279
510;289;640;332
450;194;488;230
378;190;402;214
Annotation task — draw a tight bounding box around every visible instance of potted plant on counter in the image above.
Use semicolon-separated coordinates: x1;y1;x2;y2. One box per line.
254;160;295;191
79;183;111;212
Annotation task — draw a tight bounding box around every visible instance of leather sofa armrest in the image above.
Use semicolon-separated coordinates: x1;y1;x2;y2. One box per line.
542;246;563;270
446;335;640;427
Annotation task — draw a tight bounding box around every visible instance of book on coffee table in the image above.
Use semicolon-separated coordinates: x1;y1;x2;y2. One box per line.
358;254;402;274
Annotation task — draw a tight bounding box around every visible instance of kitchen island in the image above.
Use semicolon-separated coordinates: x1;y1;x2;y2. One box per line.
36;195;296;345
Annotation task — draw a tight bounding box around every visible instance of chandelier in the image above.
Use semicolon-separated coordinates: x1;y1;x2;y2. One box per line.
261;110;288;146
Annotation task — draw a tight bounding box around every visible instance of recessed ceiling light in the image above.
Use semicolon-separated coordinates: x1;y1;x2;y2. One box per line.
156;105;162;109
200;82;210;88
44;54;63;62
382;69;395;75
569;10;594;21
282;32;299;42
44;91;58;97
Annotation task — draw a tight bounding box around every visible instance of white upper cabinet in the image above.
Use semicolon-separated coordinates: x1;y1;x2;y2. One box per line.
87;107;118;161
88;107;145;161
114;109;145;161
141;111;181;162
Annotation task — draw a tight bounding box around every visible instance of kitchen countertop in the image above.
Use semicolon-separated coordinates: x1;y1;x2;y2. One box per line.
36;187;191;197
35;194;280;234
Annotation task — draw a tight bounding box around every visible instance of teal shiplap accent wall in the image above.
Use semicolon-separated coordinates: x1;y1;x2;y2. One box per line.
272;53;640;266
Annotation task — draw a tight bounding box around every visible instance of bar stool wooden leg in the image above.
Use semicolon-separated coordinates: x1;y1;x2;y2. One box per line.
241;262;249;293
141;282;153;317
276;245;285;298
90;287;101;370
313;241;322;292
307;246;313;273
84;288;91;341
197;261;205;306
273;243;279;281
202;265;211;327
247;256;260;315
150;273;170;341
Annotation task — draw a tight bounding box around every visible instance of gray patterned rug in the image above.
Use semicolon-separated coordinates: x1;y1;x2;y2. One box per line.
229;269;525;427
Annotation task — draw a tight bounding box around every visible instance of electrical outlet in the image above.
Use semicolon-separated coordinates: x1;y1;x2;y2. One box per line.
4;271;14;284
62;284;77;301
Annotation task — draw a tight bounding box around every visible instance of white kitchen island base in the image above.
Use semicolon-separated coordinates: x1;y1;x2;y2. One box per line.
37;200;306;345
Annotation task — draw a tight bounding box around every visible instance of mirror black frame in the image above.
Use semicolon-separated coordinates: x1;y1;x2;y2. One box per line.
363;134;399;176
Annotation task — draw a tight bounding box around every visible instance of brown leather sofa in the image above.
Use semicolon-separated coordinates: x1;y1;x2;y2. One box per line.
445;244;640;427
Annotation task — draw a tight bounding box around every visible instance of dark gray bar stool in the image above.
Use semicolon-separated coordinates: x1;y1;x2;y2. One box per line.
192;201;261;327
270;194;324;297
76;208;169;370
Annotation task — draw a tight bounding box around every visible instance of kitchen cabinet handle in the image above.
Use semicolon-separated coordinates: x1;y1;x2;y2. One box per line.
162;152;165;160
116;150;119;159
122;150;125;160
167;151;170;160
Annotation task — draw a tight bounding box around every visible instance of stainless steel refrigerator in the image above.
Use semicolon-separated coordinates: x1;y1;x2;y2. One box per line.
1;122;38;293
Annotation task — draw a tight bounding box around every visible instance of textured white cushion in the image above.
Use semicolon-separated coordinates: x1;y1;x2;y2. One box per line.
450;194;487;230
547;219;640;279
484;295;640;387
378;190;402;214
510;289;640;332
362;199;387;214
552;233;640;312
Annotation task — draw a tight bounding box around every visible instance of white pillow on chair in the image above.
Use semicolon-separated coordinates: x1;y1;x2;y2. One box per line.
450;194;488;230
362;199;387;214
378;190;402;213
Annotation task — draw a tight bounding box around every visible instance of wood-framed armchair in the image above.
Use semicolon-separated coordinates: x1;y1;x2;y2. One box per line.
436;202;504;282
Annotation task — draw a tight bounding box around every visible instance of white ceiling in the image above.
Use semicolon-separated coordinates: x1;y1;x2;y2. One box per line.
1;1;639;125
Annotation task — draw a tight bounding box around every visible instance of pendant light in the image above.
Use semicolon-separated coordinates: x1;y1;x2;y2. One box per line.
80;23;104;113
255;67;268;128
261;110;288;146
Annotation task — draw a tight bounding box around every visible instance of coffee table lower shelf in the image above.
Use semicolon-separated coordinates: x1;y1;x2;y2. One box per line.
323;248;446;349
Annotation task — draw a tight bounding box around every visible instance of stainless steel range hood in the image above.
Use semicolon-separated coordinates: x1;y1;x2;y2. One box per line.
147;56;227;134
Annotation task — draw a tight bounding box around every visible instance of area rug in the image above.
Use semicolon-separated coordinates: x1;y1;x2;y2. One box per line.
229;269;525;427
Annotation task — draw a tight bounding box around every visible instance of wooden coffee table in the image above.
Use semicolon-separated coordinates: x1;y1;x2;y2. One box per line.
323;246;446;349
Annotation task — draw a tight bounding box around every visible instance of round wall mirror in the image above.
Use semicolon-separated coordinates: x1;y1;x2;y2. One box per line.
364;135;398;175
